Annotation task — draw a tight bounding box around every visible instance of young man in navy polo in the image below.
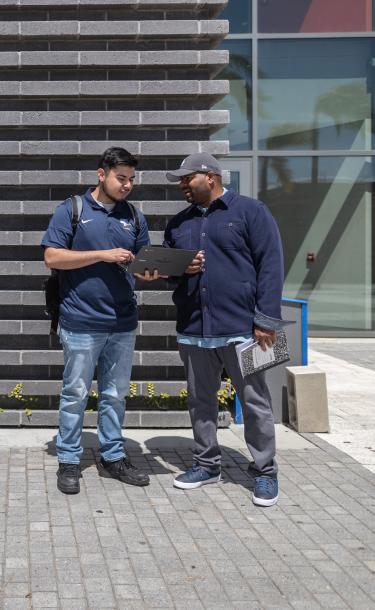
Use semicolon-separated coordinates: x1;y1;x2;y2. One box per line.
42;147;154;494
164;153;284;507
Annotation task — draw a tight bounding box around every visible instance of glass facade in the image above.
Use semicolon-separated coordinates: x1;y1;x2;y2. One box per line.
216;0;375;335
258;0;374;34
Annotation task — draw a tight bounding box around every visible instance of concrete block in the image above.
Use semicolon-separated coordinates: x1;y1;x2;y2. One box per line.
200;80;229;95
83;411;98;427
0;262;22;275
200;19;229;35
80;21;139;36
286;365;330;433
148;230;163;244
0;380;61;395
138;171;167;185
0;231;21;245
22;111;79;126
0;23;19;36
141;111;199;125
137;200;186;215
22;321;50;334
140;20;198;35
141;351;182;366
81;111;139;125
21;81;80;96
199;109;229;125
80;51;138;66
22;200;57;214
140;322;175;336
124;411;141;427
140;410;191;428
21;141;79;156
0;351;21;365
21;410;58;427
81;80;139;96
0;201;22;214
139;291;173;306
0;53;19;67
0;411;21;427
140;141;199;155
0;171;20;185
22;262;47;275
21;231;43;245
22;291;45;305
21;350;63;365
21;171;79;185
200;50;229;66
0;112;20;125
0;82;20;96
140;50;198;66
139;80;199;95
0;292;21;305
21;21;79;37
80;141;138;155
0;321;21;334
21;51;79;66
0;142;20;155
200;140;229;154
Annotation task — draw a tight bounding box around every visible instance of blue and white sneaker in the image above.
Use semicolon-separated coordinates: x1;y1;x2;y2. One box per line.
173;465;221;490
252;476;278;507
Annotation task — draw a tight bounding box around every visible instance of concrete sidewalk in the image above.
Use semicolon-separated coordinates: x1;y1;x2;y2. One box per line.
0;342;374;609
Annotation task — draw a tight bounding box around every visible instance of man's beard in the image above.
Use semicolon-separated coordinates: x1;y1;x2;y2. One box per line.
101;181;124;204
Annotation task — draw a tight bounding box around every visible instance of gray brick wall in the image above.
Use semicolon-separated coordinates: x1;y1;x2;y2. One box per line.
0;0;229;403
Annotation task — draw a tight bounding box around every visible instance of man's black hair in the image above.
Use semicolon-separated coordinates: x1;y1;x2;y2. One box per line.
97;147;138;171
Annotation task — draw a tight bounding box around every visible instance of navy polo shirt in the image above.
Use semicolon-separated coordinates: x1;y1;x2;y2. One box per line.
41;188;149;332
163;189;284;338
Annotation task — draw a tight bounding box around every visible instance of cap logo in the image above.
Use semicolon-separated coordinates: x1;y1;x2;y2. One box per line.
202;164;207;169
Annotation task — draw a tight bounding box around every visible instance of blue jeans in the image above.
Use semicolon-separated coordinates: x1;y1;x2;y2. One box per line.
57;328;136;464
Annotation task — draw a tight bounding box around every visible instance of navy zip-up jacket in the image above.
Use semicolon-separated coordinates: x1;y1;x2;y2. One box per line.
163;189;284;338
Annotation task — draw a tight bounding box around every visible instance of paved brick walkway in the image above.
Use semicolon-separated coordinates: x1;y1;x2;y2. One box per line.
1;433;375;610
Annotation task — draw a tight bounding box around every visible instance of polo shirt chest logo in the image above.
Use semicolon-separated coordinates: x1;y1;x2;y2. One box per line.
119;220;133;231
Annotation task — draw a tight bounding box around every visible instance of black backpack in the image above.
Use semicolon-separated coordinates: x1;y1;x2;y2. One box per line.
43;196;140;334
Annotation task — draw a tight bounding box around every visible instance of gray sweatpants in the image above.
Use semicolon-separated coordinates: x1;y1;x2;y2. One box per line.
178;342;277;477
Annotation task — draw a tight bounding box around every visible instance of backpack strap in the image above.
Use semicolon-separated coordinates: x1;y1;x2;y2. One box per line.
71;194;83;239
127;201;140;237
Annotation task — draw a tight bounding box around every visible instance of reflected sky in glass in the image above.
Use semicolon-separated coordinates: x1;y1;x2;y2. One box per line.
212;40;252;151
258;39;374;151
220;0;252;33
259;156;374;331
258;0;373;33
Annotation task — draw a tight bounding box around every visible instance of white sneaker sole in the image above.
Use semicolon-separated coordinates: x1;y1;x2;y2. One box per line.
173;474;221;490
252;493;278;507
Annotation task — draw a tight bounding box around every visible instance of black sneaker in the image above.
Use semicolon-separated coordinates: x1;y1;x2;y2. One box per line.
57;463;81;494
99;457;150;487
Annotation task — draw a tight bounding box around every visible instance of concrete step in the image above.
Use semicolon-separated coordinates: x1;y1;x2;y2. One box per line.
0;140;229;157
0;49;228;70
0;166;229;186
0;230;163;246
0;379;187;396
0;110;228;129
0;80;229;99
1;19;228;40
0;349;183;366
0;200;188;216
0;409;231;428
0;290;174;306
0;320;176;335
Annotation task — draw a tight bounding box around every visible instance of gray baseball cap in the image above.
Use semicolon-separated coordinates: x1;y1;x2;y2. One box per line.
166;152;222;182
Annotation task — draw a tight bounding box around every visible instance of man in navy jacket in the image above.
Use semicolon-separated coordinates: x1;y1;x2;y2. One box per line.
164;152;284;506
